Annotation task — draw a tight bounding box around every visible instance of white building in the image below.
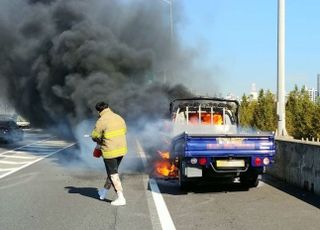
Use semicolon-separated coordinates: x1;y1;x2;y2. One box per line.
317;74;320;97
306;87;318;102
249;83;258;100
225;93;240;101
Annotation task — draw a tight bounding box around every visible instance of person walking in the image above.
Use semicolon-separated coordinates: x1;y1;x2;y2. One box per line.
91;101;127;206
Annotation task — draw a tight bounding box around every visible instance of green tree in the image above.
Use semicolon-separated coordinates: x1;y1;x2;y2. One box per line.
239;86;320;139
285;86;298;136
286;86;314;139
311;103;320;140
252;89;277;131
239;94;256;127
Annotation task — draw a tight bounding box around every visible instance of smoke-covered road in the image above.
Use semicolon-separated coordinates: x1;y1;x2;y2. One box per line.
0;129;75;179
0;131;319;230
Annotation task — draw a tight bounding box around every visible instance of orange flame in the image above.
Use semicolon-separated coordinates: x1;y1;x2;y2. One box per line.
158;150;170;159
154;151;177;177
189;113;223;125
155;161;177;177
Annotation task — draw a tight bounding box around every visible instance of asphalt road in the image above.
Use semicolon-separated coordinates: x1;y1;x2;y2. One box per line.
0;130;319;230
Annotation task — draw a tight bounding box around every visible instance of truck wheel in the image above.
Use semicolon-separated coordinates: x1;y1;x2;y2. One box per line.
178;169;189;191
179;178;189;190
241;174;259;188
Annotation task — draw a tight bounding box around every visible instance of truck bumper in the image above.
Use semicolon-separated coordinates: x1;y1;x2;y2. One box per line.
181;161;264;181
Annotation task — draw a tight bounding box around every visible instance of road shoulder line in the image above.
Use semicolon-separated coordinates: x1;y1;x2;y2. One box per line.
136;139;176;230
0;137;54;156
0;143;75;180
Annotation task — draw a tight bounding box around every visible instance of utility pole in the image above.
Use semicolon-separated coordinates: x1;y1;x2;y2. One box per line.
277;0;287;136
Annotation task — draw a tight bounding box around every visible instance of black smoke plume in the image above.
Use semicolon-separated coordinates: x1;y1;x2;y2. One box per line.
0;0;199;130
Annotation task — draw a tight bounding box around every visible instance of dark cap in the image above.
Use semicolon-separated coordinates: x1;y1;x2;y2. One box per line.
95;101;109;112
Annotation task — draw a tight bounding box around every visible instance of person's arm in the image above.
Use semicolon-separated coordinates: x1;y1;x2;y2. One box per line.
91;120;104;144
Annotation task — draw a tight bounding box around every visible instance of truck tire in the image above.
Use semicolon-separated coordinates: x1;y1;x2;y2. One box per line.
178;174;190;190
241;174;259;188
178;163;190;191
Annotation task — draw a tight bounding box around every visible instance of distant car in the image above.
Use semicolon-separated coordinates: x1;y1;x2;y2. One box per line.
0;120;24;143
0;114;31;129
16;116;31;129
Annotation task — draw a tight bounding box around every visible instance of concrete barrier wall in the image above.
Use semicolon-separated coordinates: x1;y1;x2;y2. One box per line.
267;137;320;195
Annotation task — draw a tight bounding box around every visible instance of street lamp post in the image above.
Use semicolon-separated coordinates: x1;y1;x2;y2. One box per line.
277;0;287;136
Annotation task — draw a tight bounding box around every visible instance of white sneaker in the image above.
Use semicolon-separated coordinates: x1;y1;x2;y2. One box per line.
111;192;126;206
98;188;107;200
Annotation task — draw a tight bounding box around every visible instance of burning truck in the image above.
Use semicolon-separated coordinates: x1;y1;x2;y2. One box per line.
154;97;276;189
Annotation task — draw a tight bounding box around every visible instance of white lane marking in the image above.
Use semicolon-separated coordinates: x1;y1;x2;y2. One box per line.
0;155;36;160
143;175;162;230
0;168;16;172
136;140;148;166
0;143;75;180
136;139;176;230
0;160;32;165
149;178;176;230
0;137;54;156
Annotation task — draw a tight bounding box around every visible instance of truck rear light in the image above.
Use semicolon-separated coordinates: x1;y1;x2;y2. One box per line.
254;157;262;166
263;157;270;165
190;158;197;164
198;157;207;166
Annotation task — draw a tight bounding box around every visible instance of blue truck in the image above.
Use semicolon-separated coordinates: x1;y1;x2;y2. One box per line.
169;97;276;189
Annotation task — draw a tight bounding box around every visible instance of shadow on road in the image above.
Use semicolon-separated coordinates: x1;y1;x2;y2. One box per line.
153;179;250;195
64;186;112;203
262;175;320;209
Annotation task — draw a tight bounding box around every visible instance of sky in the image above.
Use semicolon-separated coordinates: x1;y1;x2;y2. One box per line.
178;0;320;97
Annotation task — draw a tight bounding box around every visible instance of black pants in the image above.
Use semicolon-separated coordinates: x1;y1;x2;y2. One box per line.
103;156;123;190
103;156;123;175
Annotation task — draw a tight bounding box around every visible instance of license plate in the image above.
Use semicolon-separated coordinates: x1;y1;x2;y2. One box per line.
216;159;245;168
